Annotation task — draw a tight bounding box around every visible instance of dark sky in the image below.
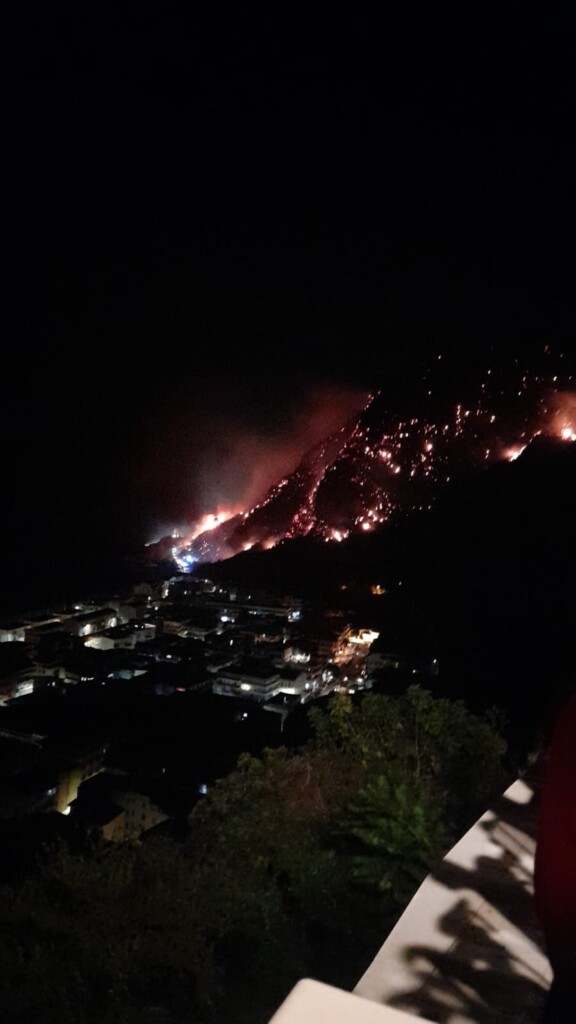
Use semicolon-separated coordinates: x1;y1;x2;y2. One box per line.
1;4;575;603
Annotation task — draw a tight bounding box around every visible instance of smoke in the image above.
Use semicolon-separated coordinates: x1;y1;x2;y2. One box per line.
195;384;369;511
134;376;368;541
544;391;576;442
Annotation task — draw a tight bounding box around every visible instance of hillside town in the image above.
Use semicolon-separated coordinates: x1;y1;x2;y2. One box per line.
0;572;418;853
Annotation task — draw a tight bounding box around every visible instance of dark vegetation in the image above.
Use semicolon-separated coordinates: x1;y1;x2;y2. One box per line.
0;688;512;1024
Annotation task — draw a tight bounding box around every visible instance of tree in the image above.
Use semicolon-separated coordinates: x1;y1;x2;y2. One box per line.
334;773;447;918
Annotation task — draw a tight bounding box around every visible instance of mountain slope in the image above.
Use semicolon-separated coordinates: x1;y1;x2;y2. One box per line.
174;364;572;567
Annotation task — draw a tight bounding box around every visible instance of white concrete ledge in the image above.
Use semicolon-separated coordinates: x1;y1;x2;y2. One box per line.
354;769;551;1023
268;978;435;1024
268;766;552;1024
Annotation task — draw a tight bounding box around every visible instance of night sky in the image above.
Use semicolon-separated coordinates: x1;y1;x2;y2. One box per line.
1;5;575;608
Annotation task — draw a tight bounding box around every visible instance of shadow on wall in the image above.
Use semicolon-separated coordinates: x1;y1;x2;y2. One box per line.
355;762;552;1024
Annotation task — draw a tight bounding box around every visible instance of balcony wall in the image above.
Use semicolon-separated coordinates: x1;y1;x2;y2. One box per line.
269;762;551;1024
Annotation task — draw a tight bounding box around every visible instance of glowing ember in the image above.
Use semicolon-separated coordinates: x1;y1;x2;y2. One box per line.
503;445;527;462
331;529;349;543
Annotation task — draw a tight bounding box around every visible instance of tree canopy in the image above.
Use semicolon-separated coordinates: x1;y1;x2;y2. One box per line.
0;687;513;1024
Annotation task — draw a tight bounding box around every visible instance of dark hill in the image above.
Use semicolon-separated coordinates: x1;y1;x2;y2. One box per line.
204;436;576;746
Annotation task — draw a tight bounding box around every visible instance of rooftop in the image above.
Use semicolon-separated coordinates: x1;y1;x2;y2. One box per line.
222;656;280;680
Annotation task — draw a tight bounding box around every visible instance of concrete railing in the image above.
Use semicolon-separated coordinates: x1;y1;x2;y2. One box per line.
269;765;551;1024
269;978;435;1024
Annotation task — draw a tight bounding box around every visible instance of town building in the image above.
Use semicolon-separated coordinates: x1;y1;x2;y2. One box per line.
213;656;282;702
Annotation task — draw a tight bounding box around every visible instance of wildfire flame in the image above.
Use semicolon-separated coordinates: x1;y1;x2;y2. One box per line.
503;445;527;462
171;374;576;568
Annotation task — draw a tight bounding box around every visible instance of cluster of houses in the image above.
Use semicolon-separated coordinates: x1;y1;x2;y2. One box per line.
0;573;396;849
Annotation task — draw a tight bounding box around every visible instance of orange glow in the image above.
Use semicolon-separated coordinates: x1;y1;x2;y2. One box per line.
169;376;576;570
544;392;576;444
331;528;349;542
503;445;526;462
179;503;244;547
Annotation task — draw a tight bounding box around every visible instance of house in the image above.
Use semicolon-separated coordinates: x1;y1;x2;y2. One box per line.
62;608;118;638
0;621;26;643
69;771;169;842
213;656;281;702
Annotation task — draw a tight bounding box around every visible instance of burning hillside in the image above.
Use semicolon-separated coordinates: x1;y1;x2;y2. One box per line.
165;363;576;568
